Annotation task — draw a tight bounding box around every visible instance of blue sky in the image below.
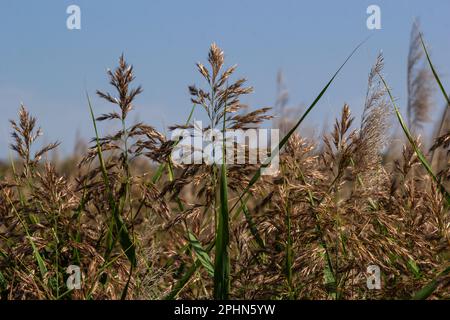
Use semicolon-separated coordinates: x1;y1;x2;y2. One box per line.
0;0;449;158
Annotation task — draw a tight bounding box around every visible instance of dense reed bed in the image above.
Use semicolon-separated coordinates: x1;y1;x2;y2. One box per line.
0;24;448;300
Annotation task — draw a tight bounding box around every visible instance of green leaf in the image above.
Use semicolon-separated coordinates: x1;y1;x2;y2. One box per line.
188;231;214;277
407;259;421;279
29;237;48;278
0;270;7;292
419;33;450;108
214;88;230;300
324;259;337;293
164;259;201;300
412;266;450;300
240;199;265;249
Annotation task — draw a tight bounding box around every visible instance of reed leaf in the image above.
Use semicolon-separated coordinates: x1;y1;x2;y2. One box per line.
419;34;450;107
214;88;230;300
229;38;368;214
240;198;265;249
188;231;214;277
412;266;450;300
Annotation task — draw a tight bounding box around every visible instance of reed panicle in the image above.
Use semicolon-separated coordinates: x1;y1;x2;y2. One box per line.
407;20;434;132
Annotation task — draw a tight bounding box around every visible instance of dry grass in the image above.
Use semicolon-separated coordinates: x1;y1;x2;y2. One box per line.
0;24;449;300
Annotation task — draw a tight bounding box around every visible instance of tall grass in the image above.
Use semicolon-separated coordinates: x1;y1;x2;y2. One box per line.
0;27;448;301
378;74;450;207
378;32;450;298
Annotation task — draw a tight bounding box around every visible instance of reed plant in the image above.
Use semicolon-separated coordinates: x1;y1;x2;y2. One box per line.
0;24;448;300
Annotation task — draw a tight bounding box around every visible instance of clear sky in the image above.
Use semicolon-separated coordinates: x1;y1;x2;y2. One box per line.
1;0;449;158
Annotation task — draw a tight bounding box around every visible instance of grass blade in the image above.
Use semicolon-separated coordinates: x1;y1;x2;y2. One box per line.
412;266;450;300
164;260;201;300
229;38;368;214
240;198;265;249
419;33;450;107
188;231;214;277
30;239;48;279
164;240;216;300
214;88;230;300
419;33;450;166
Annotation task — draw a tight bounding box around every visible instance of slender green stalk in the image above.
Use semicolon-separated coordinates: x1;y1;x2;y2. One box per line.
214;87;230;300
285;199;293;299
